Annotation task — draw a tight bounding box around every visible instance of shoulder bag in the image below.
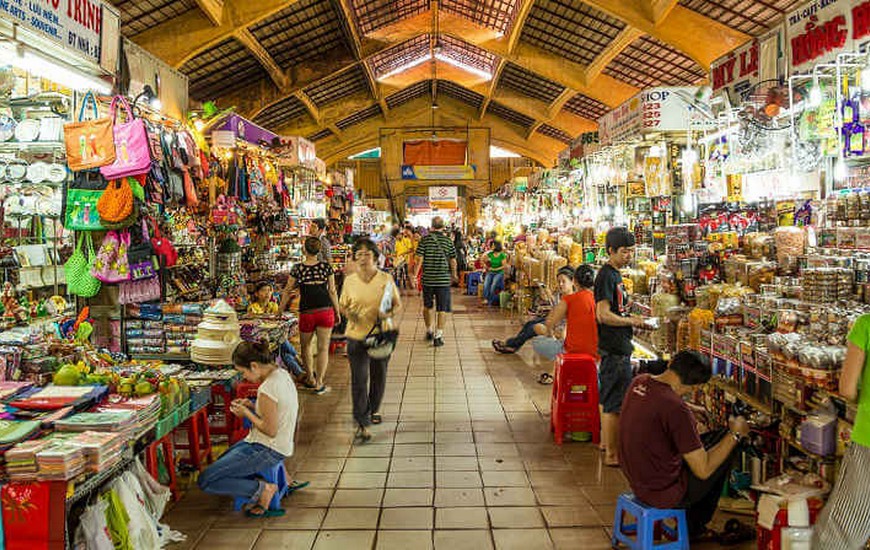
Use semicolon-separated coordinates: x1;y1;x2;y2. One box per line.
100;95;152;179
64;91;116;171
65;233;102;297
62;170;107;231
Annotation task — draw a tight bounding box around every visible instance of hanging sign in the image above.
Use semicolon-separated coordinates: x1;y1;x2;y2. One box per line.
710;26;783;110
598;88;700;146
785;0;870;74
401;165;476;180
407;196;430;212
0;0;117;64
275;136;317;166
429;186;459;209
214;114;278;146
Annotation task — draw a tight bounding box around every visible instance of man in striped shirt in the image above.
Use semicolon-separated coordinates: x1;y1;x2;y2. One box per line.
415;216;458;347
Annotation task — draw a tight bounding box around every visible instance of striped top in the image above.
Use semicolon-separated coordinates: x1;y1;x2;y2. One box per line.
417;231;456;287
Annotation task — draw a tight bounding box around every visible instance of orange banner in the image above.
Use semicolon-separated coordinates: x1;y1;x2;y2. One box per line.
403;140;467;166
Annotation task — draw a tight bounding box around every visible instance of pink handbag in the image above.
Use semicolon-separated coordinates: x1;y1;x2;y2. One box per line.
91;230;131;283
118;277;161;304
100;96;152;179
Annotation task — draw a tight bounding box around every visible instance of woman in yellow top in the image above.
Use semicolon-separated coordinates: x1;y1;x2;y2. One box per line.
340;238;402;442
394;229;414;289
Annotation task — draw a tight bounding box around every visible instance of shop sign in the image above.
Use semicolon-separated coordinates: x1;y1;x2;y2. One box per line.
401;165;476;180
0;0;115;64
598;88;698;146
785;0;870;73
429;186;459;209
406;196;430;212
275;135;317;166
214;115;278;146
570;132;599;159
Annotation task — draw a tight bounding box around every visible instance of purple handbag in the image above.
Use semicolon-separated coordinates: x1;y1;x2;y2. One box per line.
100;96;152;179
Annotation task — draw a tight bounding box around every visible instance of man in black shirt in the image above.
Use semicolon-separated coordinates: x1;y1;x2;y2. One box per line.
594;227;647;467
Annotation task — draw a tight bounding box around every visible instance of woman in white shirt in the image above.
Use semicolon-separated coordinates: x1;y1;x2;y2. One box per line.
197;341;304;517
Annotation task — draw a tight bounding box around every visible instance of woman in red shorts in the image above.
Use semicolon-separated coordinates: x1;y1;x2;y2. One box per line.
280;237;341;394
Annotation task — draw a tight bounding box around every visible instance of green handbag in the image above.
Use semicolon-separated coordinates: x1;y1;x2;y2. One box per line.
64;188;104;230
65;233;102;297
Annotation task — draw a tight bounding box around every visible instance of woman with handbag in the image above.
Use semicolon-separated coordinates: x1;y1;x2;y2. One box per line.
340;238;402;443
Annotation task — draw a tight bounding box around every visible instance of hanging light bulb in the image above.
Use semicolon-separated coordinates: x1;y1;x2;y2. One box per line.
807;74;822;108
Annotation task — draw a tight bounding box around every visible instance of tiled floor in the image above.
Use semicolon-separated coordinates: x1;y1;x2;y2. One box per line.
168;292;752;550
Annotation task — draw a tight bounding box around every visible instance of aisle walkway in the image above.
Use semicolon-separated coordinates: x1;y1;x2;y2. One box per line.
169;292;743;550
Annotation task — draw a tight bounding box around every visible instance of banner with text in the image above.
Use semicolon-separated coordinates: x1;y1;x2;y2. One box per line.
710;25;783;108
401;165;476;180
429;186;459;209
786;0;870;74
598;87;701;146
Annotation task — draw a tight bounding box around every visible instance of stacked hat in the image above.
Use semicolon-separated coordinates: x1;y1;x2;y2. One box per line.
191;300;241;365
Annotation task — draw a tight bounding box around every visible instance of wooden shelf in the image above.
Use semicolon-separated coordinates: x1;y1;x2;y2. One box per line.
708;378;773;415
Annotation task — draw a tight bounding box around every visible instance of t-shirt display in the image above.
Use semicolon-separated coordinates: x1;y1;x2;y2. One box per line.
417;231;456;287
290;261;334;312
594;263;633;356
619;374;703;508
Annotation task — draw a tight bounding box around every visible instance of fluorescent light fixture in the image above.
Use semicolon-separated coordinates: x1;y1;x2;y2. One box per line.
377;55;431;80
1;42;111;94
435;53;492;80
490;145;521;158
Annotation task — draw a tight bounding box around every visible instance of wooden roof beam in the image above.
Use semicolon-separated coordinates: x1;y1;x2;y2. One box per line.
194;0;225;26
294;90;321;123
585;27;644;84
506;0;534;55
479;58;506;121
335;0;363;59
548;87;575;118
235;28;289;90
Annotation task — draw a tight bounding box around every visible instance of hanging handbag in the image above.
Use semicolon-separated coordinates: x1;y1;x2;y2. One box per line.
149;219;177;267
61;170;106;230
91;230;131;283
128;220;158;280
100;95;152;179
118;277;161;304
63;91;116;171
97;178;134;223
182;167;199;207
65;233;102;297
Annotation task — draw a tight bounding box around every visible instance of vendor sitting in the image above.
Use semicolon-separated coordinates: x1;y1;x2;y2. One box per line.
198;341;307;517
619;350;751;543
247;282;305;382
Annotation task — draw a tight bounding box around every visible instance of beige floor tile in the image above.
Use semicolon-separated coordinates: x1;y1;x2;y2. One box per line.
312;530;376;550
330;489;384;508
295;458;346;473
293;472;340;488
488;507;545;529
492;529;553;550
434;432;474;444
390;456;434;472
379;507;434;529
393;443;435;456
382;488;434;507
484;487;538;506
375;530;433;550
548;527;613;550
337;472;388;489
193;529;261;550
286;489;335;508
528;470;580;487
388;470;434;488
436;456;479;471
253;530;317;550
395;431;435;444
481;471;529;487
433;529;493;550
321;508;381;530
435;507;490;529
435;443;477;456
349;444;393;458
541;506;605;528
436;470;483;488
343;457;391;473
476;443;520;457
264;508;327;530
477;458;525;472
533;487;589;506
434;488;485;507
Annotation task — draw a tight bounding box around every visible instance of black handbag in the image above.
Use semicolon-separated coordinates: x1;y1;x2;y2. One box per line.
127;220;158;280
363;321;399;360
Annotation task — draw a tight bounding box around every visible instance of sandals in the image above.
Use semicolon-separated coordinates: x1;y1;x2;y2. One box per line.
371;414;382;424
244;504;286;518
286;480;310;495
492;340;516;354
718;519;754;546
537;372;554;385
354;426;372;443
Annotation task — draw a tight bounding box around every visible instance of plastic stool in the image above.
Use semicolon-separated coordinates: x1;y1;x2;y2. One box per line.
612;493;689;550
550;353;600;445
232;461;289;511
145;434;179;501
329;338;347;355
176;406;213;471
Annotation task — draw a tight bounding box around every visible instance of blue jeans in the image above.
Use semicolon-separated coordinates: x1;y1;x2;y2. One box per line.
279;340;304;377
198;441;285;504
505;317;546;350
483;271;504;305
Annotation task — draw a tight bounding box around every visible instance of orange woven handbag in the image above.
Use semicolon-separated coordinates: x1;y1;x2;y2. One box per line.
97;178;134;223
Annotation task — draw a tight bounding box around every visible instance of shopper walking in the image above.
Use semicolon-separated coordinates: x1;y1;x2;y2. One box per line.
813;313;870;549
415;216;458;347
595;227;648;467
453;229;468;275
279;237;341;394
492;266;575;355
340;238;402;443
481;241;508;306
198;341;305;517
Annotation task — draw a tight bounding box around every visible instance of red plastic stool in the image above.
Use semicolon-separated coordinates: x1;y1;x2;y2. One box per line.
209;382;237;441
175;407;213;471
229;382;260;444
145;434;179;500
550;353;600;445
329;338;347;354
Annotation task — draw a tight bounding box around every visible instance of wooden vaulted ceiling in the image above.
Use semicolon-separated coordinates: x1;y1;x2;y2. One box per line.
118;0;800;165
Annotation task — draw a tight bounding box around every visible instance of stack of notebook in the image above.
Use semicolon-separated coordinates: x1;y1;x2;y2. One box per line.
54;410;137;436
74;431;127;473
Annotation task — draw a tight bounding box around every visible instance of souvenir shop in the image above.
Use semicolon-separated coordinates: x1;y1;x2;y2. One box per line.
476;2;870;544
0;5;353;546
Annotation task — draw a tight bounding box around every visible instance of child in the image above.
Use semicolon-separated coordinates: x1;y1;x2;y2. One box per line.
248;282;279;316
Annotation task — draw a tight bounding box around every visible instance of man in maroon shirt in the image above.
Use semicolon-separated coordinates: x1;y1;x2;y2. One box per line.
619;351;750;540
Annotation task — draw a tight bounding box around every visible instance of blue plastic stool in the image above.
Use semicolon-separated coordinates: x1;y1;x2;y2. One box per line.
612;493;689;550
232;461;289;511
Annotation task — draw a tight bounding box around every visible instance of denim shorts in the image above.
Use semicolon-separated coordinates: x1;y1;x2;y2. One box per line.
599;352;632;414
532;336;564;361
423;285;452;312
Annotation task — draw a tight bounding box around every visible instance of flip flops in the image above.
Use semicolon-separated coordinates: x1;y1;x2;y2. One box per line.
244;504;286;518
371;414;382;424
538;372;554;385
287;480;310;495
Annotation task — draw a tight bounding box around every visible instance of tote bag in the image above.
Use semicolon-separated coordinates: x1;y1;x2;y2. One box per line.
91;230;131;283
65;233;102;297
63;91;116;171
97;178;134;223
100;96;152;179
62;170;106;231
